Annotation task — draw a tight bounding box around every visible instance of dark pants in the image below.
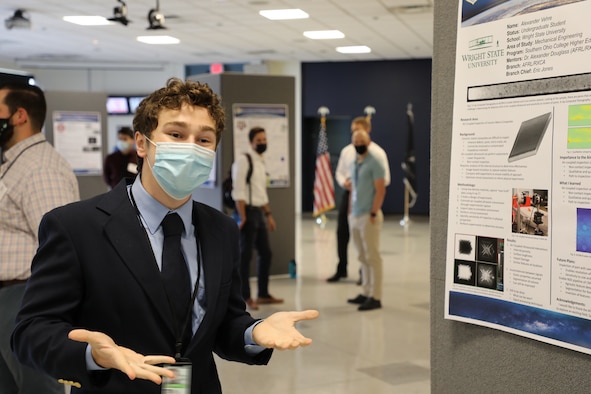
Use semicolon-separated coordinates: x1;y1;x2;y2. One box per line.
239;206;273;300
336;190;350;275
0;283;64;394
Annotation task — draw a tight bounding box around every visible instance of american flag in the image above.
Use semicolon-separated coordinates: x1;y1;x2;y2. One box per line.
313;122;335;216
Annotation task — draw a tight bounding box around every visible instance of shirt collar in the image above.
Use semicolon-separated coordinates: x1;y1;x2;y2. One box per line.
2;133;46;164
130;176;193;236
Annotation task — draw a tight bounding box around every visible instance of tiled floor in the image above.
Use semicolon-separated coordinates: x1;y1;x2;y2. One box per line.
216;213;431;393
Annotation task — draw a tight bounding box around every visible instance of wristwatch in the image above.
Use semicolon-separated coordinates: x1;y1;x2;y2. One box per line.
370;212;377;218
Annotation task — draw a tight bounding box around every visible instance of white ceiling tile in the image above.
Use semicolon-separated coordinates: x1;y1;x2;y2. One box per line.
0;0;433;66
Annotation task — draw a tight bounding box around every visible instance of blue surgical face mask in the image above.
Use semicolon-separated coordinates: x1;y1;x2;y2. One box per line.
146;137;215;200
116;140;132;153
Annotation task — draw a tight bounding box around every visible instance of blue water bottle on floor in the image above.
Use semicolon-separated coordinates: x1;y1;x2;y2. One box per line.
288;259;296;279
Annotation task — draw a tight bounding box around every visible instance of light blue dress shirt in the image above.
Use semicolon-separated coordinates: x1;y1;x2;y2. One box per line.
350;152;386;216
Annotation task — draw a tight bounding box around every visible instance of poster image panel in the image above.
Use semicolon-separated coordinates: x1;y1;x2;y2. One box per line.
567;103;591;149
461;0;587;27
511;188;548;236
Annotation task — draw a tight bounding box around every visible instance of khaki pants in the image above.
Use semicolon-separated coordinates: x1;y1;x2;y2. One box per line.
349;211;384;299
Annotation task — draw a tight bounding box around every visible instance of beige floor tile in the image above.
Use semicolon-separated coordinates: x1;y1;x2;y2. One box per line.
216;213;431;393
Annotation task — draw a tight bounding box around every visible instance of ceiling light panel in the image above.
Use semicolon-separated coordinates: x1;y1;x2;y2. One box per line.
303;30;345;40
136;35;180;44
336;45;371;54
259;9;309;20
63;16;112;26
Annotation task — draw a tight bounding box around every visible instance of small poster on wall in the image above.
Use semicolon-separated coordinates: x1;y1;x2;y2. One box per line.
53;111;102;175
232;104;290;188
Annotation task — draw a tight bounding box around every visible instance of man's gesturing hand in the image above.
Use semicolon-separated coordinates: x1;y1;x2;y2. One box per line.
68;329;176;384
252;310;319;350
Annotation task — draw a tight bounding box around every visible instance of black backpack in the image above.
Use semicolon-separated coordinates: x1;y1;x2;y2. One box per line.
222;153;253;209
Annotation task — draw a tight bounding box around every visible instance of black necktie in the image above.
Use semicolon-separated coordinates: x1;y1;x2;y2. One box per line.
161;213;191;334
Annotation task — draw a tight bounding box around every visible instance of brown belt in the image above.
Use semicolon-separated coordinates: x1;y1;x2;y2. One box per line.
0;279;28;288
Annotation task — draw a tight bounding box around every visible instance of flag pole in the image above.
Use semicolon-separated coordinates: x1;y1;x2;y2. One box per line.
364;105;376;123
315;106;331;227
400;102;416;227
400;183;410;227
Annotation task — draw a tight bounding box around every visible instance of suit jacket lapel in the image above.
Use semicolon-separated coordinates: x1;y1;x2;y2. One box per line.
187;203;224;348
97;181;176;337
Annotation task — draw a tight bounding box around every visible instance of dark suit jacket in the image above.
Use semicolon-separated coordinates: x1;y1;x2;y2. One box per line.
12;180;272;393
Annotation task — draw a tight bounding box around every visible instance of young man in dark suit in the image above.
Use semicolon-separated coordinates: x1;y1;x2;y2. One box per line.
11;78;318;393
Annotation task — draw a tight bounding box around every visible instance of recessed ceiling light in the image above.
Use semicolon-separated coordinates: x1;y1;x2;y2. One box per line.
63;16;111;26
303;30;345;40
336;45;371;54
136;35;180;44
259;9;309;20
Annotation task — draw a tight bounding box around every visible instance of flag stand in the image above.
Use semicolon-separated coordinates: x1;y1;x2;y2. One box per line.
400;183;411;227
315;213;328;228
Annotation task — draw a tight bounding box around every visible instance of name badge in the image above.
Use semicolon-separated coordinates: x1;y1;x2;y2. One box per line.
162;359;192;394
127;162;138;174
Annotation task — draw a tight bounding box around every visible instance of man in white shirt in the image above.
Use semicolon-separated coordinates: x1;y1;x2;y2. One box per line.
327;117;390;283
232;127;284;310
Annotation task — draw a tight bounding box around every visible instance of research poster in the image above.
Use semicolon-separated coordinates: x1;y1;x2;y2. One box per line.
232;104;290;187
445;0;591;354
52;111;102;175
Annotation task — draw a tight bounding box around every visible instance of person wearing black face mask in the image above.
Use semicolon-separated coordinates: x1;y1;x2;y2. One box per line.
0;111;17;147
0;82;79;394
327;116;391;284
231;126;283;310
347;130;386;311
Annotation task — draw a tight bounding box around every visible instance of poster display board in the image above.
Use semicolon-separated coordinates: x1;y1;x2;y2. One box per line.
232;104;290;187
52;111;102;175
445;0;591;354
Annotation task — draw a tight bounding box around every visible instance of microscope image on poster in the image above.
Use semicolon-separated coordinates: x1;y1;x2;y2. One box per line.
454;234;504;291
511;188;548;236
508;112;552;163
567;103;591;149
576;208;591;253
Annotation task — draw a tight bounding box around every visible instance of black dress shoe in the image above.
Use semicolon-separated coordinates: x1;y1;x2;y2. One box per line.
326;272;347;283
358;297;382;311
347;294;368;304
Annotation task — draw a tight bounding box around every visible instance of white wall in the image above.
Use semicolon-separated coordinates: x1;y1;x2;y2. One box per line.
24;64;185;93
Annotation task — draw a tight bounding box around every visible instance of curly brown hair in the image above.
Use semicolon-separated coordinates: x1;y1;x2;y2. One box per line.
133;78;225;171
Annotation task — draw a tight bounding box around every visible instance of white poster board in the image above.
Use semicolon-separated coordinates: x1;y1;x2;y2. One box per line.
53;111;102;175
445;0;591;354
232;104;290;188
